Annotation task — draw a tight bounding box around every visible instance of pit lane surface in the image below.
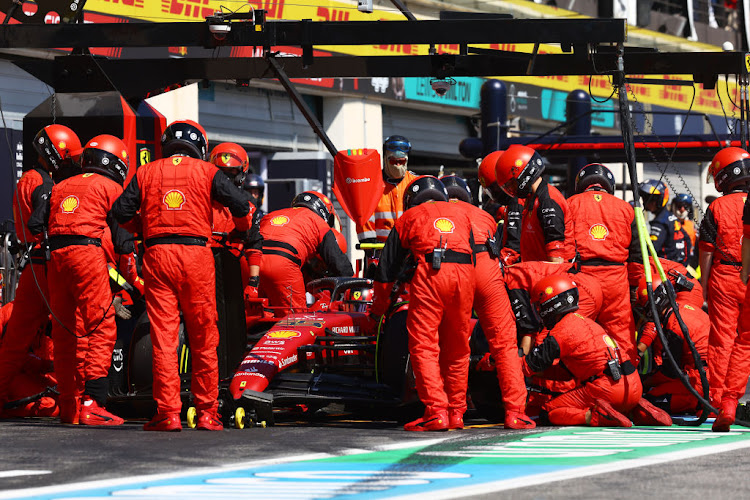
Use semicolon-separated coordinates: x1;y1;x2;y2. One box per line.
2;413;750;499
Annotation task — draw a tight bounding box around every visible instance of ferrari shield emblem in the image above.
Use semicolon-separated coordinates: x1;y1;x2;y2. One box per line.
594;194;602;202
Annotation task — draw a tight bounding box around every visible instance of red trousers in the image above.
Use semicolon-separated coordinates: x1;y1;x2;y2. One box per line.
143;245;219;414
473;254;527;411
0;263;50;406
259;254;306;317
645;368;704;414
544;371;641;425
407;262;475;414
580;265;636;362
707;263;744;403
48;246;117;409
720;281;750;402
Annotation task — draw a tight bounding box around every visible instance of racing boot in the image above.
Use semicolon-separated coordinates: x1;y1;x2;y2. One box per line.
79;397;124;426
589;399;632;428
504;409;536;430
712;398;738;432
143;412;182;432
404;408;449;432
448;409;464;430
630;398;672;426
59;397;80;425
196;411;224;431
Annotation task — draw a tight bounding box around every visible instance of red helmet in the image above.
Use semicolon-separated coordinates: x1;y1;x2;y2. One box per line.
161;119;208;160
80;135;130;185
210;142;249;187
707;147;750;194
478;150;506;201
33;124;82;176
292;191;336;227
530;275;579;328
495;145;545;198
635;275;670;315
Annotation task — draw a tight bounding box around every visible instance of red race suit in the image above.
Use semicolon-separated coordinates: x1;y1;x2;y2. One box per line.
639;303;709;414
457;200;527;413
523;312;641;425
0;166;53;409
112;155;256;417
699;191;746;404
259;207;353;316
372;201;476;415
28;172;128;418
568;188;642;362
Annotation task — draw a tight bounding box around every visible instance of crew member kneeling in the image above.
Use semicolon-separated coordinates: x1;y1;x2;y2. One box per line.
524;276;671;427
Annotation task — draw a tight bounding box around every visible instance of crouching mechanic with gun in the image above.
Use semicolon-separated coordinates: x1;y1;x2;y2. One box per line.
524;275;672;427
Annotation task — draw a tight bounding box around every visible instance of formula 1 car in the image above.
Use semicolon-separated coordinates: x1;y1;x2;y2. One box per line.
220;276;422;428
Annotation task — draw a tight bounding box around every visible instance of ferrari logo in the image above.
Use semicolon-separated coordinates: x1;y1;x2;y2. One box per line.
684;304;695;311
594;194;602;202
163;189;186;210
352;291;362;300
745;53;750;73
82;173;93;178
271;215;290;226
172;157;183;166
221;153;231;165
589;223;609;240
139;148;151;166
433;218;455;234
60;195;79;213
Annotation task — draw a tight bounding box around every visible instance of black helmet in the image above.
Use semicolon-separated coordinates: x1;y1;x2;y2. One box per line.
440;175;473;203
292;191;336;227
403;175;449;210
161;120;208;160
575;163;616;195
80;134;130;185
531;275;579;329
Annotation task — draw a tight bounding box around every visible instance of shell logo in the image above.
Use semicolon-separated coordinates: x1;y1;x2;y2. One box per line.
58;141;66;150
514;159;524;168
593;194;602;202
122;150;128;160
172;157;183;166
60;195;79;213
163;190;186;210
640;288;648;299
603;334;618;350
271;215;290;226
684;304;695;311
267;330;301;339
433;218;455;234
544;286;554;296
589;224;609;241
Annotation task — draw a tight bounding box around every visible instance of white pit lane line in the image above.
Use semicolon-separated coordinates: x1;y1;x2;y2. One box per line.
390;434;750;500
0;438;450;499
0;471;51;479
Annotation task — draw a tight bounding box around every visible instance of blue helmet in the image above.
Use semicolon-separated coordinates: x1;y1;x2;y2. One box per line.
638;179;669;209
673;193;693;207
383;135;411;155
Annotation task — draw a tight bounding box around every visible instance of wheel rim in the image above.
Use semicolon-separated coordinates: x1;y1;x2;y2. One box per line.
235;408;245;429
186;407;197;428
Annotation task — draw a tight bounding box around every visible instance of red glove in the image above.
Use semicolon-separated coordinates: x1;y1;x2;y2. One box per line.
244;276;260;302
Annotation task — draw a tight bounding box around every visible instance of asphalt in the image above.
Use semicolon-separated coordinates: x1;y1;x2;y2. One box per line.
2;411;750;499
